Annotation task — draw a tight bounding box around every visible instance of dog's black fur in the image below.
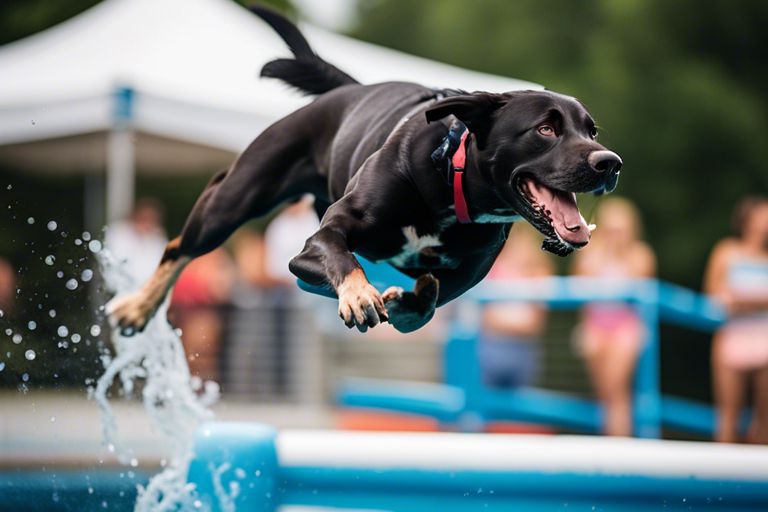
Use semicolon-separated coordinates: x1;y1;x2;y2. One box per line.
109;5;622;335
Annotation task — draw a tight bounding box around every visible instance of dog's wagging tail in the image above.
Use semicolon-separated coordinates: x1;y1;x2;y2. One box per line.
250;5;358;95
107;4;623;335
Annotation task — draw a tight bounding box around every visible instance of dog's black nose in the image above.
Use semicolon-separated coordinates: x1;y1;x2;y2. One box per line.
588;150;623;174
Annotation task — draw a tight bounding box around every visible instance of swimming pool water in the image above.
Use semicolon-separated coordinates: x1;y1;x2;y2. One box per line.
4;469;768;511
1;469;149;512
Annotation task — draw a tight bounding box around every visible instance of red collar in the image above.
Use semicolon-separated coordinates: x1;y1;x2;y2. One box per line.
451;129;472;223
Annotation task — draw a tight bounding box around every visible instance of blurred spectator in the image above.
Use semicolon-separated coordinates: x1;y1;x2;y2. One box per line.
104;198;168;290
226;198;321;397
571;197;656;436
0;256;14;315
231;227;273;290
478;224;553;388
704;196;768;443
170;248;235;382
264;196;320;284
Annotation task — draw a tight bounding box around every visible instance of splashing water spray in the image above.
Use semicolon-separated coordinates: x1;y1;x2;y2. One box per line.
93;248;221;511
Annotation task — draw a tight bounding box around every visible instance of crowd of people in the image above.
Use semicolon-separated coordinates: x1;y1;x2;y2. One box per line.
69;193;768;442
478;196;768;442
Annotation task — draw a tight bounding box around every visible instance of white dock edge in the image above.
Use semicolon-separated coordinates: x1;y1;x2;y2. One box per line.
277;430;768;481
187;423;768;512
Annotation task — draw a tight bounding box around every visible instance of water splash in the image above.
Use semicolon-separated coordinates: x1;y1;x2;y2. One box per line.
210;463;241;512
93;248;219;511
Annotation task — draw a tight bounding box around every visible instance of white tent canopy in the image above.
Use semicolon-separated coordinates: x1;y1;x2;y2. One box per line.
0;0;541;221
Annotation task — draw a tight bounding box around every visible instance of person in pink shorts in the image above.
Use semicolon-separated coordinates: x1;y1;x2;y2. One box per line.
705;196;768;443
571;198;656;436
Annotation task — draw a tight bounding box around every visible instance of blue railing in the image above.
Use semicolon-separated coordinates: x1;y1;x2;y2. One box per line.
330;261;736;438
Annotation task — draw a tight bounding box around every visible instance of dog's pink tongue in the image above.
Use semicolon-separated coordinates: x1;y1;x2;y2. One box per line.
525;179;591;245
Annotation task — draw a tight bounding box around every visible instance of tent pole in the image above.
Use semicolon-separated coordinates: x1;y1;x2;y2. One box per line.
106;86;136;224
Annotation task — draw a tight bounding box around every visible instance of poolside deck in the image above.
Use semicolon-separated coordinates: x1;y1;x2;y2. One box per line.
0;391;336;469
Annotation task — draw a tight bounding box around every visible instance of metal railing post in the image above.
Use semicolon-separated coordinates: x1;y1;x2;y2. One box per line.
633;280;662;438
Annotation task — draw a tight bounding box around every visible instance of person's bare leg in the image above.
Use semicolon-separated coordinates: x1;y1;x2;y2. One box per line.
583;330;613;433
180;308;222;382
712;334;747;443
748;365;768;443
600;336;639;436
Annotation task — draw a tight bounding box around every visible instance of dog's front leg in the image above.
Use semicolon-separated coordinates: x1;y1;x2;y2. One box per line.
290;219;388;332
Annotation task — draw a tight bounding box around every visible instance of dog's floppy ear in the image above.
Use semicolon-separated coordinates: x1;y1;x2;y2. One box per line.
425;93;506;125
425;93;506;146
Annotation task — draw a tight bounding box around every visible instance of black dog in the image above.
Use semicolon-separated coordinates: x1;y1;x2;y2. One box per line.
108;6;622;334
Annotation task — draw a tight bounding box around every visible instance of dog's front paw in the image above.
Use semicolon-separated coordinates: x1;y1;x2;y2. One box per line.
106;292;157;336
337;269;388;332
383;274;439;333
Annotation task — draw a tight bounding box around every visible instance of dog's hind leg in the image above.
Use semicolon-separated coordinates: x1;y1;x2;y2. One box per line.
108;113;324;335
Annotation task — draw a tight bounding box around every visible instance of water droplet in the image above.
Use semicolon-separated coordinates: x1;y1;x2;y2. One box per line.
74;238;82;246
88;240;102;253
47;221;57;231
57;326;69;337
12;334;22;344
71;333;81;344
65;278;78;290
56;271;64;278
130;458;138;467
50;416;56;423
90;325;101;337
88;487;94;495
6;184;12;190
81;269;93;282
82;231;91;241
27;321;36;331
21;373;29;382
4;328;11;336
107;443;115;453
27;217;34;225
0;362;5;372
49;309;56;318
44;255;55;266
25;350;36;361
0;309;3;318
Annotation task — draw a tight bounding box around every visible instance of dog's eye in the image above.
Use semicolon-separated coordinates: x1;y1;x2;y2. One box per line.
537;125;555;137
589;127;598;139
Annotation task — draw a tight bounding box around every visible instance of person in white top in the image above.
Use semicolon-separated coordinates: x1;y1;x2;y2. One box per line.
104;198;168;291
264;196;320;284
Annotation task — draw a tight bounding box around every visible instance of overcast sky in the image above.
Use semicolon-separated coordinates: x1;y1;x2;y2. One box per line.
292;0;359;31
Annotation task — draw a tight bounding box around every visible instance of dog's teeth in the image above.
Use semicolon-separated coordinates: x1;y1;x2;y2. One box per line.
588;223;597;232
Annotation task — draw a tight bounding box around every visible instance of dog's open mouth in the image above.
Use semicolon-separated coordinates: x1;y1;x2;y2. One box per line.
516;176;594;256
